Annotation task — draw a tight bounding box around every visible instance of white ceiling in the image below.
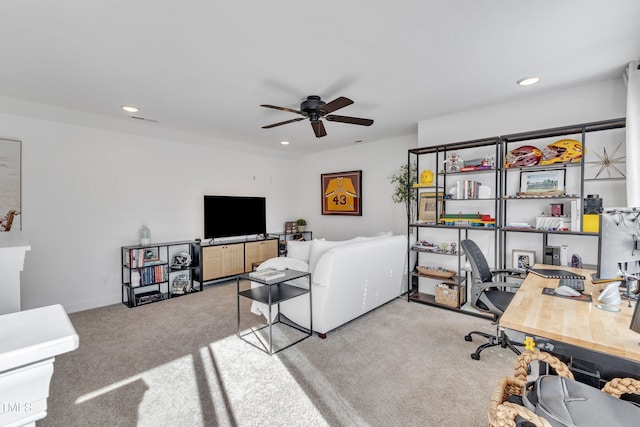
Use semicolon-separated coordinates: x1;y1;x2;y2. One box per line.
0;1;639;156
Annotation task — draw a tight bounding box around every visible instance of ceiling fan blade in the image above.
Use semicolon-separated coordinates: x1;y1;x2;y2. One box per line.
260;104;306;116
317;96;353;115
262;117;305;129
311;120;327;138
326;115;374;126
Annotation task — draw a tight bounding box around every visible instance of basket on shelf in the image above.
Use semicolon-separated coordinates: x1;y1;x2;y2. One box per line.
416;265;456;279
435;283;464;307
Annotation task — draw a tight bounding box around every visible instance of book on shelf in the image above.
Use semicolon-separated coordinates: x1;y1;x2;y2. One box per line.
526;268;585;280
249;268;286;281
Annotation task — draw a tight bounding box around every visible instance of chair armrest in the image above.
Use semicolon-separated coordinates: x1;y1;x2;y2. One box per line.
492;269;526;279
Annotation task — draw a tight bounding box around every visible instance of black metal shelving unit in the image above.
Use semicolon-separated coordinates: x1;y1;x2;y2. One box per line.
408;137;501;317
406;117;627;316
121;240;202;307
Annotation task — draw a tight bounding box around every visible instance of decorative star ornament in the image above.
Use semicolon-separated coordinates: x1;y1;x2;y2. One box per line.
585;142;626;179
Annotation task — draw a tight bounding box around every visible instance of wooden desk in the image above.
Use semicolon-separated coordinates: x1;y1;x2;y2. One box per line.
501;265;640;383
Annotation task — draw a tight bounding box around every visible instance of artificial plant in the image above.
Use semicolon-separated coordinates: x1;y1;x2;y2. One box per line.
389;161;418;222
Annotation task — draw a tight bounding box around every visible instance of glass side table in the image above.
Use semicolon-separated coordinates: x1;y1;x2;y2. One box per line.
236;268;312;355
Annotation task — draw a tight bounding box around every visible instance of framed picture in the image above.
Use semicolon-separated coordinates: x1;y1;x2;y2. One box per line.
144;247;159;261
321;170;362;215
520;170;565;194
512;250;535;270
0;138;21;231
418;191;443;223
284;221;297;233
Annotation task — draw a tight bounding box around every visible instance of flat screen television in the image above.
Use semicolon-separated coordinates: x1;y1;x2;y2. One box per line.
204;195;266;239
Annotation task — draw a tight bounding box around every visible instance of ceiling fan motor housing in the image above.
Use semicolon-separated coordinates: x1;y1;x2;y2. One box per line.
301;95;327;116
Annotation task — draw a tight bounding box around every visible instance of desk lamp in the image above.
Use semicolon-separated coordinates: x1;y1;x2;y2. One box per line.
596;281;622;311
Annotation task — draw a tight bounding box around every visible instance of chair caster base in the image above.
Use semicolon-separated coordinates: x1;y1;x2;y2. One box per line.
471;353;480;360
464;335;472;342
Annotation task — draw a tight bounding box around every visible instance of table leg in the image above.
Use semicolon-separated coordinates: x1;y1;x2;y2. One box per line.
268;284;272;354
236;277;240;337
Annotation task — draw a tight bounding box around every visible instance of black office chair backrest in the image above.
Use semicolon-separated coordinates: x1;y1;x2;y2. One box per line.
460;239;493;283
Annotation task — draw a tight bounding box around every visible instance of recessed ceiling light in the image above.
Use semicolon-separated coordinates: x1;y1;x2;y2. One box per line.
121;105;139;113
516;77;540;86
280;141;289;145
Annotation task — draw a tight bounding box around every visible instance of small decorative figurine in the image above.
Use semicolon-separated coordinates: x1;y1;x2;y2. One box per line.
420;169;434;186
444;153;463;173
481;155;495;168
450;242;457;254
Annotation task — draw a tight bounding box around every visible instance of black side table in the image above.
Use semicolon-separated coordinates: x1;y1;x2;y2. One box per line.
236;269;312;355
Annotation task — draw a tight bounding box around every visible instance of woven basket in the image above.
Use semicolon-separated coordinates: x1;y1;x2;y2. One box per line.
513;351;574;382
602;377;640;398
488;376;552;427
435;283;463;307
489;352;640;426
488;351;573;427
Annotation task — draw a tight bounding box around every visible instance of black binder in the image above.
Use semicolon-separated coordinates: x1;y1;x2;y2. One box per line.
526;268;586;280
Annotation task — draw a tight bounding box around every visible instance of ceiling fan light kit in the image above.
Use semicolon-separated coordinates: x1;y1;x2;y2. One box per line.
261;95;373;138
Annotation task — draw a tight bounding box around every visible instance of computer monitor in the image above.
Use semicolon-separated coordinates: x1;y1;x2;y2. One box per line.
597;208;640;281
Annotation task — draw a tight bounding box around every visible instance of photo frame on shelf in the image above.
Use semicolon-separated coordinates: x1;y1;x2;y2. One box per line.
512;250;535;270
284;221;297;233
418;191;444;223
321;170;362;216
520;169;565;194
144;247;159;261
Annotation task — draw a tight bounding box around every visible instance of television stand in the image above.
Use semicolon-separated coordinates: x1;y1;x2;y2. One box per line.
199;236;278;282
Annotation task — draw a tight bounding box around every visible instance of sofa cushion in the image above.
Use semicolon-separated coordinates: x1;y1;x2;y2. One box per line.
355;231;394;241
286;240;314;262
308;238;358;272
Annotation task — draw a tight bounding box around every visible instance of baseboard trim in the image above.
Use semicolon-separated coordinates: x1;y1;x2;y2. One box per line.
64;295;121;314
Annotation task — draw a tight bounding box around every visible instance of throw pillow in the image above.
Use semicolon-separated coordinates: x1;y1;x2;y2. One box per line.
286;240;314;262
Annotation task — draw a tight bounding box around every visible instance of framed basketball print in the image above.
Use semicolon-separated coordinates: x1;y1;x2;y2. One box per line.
321;170;362;216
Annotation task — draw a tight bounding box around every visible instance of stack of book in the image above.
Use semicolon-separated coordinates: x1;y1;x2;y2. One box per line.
249;268;286;282
535;215;571;231
453;180;481;199
440;213;495;227
136;265;168;286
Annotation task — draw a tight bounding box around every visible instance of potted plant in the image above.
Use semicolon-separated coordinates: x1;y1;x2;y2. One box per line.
296;218;307;232
389;161;418;222
390;162;418;278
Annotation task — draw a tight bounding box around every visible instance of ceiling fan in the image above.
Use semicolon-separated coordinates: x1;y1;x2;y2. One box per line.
260;95;374;138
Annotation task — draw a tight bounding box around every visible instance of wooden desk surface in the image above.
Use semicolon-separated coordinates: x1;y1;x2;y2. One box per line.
500;264;640;363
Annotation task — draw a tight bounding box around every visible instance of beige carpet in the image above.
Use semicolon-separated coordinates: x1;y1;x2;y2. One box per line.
40;281;517;426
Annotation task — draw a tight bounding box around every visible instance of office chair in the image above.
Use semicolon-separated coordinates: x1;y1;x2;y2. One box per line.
460;239;524;360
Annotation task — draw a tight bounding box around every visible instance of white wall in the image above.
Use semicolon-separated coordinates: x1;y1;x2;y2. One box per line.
2;78;628;312
1;109;416;313
417;78;629;269
0;112;300;312
296;134;417;240
418;79;627;146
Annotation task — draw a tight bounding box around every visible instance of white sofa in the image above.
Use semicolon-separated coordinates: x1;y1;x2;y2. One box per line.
251;233;407;337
